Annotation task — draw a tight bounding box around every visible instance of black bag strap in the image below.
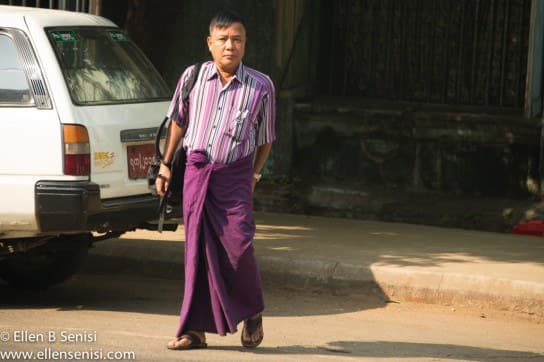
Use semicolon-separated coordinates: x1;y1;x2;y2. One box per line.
154;116;169;159
156;62;202;160
157;63;202;232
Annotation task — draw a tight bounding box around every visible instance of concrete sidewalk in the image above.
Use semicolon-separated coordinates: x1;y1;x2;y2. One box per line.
86;212;544;320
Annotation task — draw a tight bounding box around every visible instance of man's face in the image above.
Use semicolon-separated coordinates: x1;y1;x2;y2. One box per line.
207;22;246;72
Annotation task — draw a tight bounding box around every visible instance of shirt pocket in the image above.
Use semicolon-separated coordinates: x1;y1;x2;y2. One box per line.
228;109;253;142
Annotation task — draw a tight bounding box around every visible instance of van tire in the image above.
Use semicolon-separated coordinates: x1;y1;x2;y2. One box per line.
0;234;91;290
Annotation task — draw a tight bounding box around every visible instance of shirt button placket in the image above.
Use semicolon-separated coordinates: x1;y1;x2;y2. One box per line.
210;91;226;157
212;94;224;147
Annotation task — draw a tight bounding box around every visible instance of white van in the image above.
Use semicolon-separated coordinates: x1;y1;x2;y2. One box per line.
0;6;172;288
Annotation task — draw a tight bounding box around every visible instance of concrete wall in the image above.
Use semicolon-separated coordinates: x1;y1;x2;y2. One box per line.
294;102;539;198
255;98;542;232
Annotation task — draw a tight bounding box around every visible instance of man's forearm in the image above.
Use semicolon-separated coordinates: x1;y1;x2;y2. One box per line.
253;142;273;174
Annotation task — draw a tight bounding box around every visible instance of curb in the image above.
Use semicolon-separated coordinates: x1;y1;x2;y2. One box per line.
84;250;544;320
258;256;544;319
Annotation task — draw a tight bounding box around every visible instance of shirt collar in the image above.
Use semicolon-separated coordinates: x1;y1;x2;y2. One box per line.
208;62;245;84
234;63;245;83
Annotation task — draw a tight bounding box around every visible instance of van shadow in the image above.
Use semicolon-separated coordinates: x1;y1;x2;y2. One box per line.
0;262;388;318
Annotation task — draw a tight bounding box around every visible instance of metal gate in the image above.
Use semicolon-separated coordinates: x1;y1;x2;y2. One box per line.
0;0;99;14
324;0;531;109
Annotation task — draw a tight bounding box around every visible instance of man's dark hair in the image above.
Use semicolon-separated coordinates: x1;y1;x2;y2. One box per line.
209;10;245;34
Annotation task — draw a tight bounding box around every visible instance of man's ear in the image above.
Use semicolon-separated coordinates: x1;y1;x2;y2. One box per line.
207;36;212;50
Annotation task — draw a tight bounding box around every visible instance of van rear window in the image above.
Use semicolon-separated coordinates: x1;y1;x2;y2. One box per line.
47;27;170;105
0;34;33;105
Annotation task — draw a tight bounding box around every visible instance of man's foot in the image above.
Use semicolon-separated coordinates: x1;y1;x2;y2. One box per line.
167;331;207;350
241;313;263;348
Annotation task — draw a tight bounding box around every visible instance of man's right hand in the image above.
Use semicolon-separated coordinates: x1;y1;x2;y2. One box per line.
155;164;172;197
155;120;185;197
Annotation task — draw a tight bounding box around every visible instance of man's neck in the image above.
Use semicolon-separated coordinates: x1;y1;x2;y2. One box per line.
216;64;239;86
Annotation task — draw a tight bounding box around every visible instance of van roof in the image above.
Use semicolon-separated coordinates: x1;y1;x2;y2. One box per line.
0;5;116;28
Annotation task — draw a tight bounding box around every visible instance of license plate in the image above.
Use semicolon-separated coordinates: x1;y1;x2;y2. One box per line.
127;143;155;180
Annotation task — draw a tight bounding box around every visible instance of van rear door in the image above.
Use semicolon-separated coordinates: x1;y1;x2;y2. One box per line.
45;26;171;199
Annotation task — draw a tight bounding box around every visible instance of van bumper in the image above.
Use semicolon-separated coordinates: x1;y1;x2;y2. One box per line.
35;181;160;233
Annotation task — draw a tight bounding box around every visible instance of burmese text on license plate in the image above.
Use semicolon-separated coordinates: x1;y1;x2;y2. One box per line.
127;144;155;179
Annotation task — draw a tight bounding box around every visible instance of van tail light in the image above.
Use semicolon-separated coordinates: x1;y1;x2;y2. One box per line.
63;124;90;176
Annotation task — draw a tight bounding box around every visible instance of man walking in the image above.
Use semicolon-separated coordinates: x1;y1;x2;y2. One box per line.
155;10;276;350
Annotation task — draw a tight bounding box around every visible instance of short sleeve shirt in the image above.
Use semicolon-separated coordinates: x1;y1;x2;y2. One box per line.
166;61;276;164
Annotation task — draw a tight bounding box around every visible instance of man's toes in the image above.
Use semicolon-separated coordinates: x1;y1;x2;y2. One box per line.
172;337;191;348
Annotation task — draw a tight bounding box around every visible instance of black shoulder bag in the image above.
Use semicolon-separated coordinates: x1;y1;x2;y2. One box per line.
147;63;202;231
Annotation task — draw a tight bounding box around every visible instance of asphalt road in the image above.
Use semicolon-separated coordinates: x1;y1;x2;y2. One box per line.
0;267;543;361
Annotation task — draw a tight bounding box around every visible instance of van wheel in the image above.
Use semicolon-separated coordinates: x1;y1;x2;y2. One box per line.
0;234;91;290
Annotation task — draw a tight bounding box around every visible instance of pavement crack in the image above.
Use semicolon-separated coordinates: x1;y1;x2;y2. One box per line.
327;261;340;283
436;273;445;294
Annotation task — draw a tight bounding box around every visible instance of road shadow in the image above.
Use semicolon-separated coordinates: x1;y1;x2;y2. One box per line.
0;273;182;315
0;270;388;319
1;215;543;360
243;341;544;361
1;211;543;319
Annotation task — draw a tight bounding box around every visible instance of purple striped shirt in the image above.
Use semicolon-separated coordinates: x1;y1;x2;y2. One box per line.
166;61;276;164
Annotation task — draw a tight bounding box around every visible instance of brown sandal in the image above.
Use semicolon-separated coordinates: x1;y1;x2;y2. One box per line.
167;331;207;350
241;314;263;348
